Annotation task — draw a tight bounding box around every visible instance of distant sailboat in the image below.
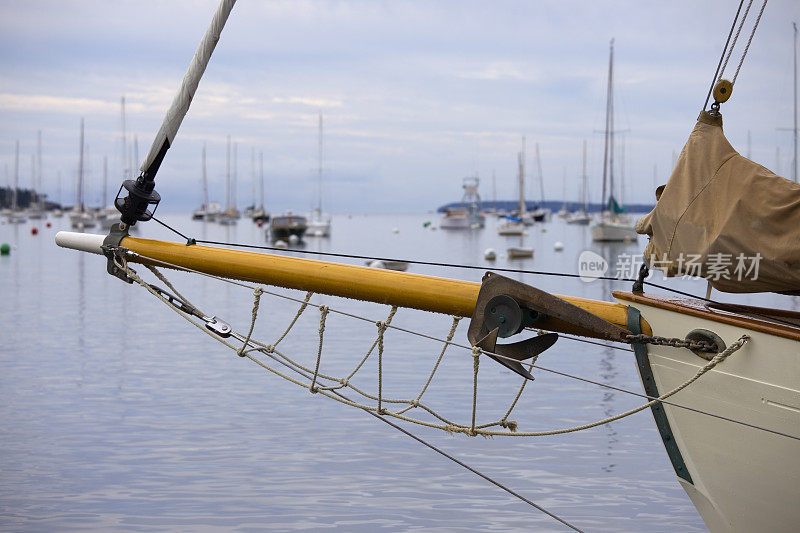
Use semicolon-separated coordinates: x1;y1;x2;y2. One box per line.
528;142;550;223
591;39;637;242
192;144;221;221
251;151;269;223
69;119;95;230
219;136;238;225
27;131;46;219
7;141;27;224
498;139;527;236
307;112;331;237
567;140;591;225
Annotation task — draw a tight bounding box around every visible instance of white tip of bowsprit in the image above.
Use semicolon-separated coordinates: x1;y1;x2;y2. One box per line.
55;231;105;255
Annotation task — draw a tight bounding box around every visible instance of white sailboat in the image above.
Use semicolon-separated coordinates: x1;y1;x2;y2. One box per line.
307;112;331;237
591;39;637;242
69;119;95;230
7;141;27;224
218;136;238;225
56;3;800;532
251;151;269;223
566;140;591;225
192;144;220;221
27;131;47;220
497;139;527;236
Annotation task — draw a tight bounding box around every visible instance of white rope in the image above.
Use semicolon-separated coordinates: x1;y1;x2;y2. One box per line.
120;260;752;438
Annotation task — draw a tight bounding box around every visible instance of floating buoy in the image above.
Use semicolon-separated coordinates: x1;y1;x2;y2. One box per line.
484;248;497;261
392;227;399;234
423;221;431;228
553;241;564;252
0;243;10;255
288;234;300;244
31;227;38;235
274;240;288;248
368;260;386;269
46;222;52;228
257;221;263;227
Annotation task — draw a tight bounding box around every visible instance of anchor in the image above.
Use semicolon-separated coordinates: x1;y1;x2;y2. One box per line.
468;272;631;380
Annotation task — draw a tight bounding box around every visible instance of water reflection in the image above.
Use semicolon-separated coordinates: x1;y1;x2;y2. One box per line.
599;275;619;473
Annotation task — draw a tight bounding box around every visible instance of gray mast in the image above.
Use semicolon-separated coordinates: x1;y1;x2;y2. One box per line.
601;38;614;212
317;112;323;213
78;118;84;212
225;135;230;212
121;96;128;180
37;130;42;208
202;144;208;208
259;151;264;211
582;140;588;212
12;141;18;211
518;136;526;217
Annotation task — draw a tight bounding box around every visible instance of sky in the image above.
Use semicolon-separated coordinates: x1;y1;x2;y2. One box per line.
0;0;798;213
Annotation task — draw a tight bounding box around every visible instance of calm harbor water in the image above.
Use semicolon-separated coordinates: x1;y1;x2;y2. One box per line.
2;212;796;532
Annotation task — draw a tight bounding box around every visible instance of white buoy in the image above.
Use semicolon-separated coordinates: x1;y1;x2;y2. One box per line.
554;241;564;252
368;260;386;269
392;227;399;234
274;240;288;248
288;234;300;244
484;248;497;260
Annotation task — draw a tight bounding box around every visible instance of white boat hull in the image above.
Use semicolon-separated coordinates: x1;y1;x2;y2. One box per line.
591;219;637;242
617;293;800;533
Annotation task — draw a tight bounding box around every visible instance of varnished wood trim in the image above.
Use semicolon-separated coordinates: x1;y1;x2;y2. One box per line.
614;291;800;342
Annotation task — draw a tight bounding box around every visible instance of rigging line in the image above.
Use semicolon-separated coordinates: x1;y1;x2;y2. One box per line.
720;0;755;80
731;0;768;86
127;227;800;330
131;257;800;444
703;0;747;111
133;256;800;442
334;389;585;533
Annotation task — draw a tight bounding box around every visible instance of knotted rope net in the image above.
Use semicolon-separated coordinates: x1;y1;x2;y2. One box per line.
117;255;748;438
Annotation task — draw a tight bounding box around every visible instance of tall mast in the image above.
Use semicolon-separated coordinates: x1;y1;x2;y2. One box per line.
233;141;237;210
78;118;84;212
225;135;231;211
582;139;588;212
601;38;614;212
535;142;545;205
518;136;526;217
251;146;256;209
12;141;18;211
259;150;264;210
202;144;208;208
492;169;496;210
317;112;323;213
37;130;42;207
103;155;108;205
121;96;128;180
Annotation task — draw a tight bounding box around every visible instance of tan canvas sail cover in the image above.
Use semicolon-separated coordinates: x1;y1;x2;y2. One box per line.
636;111;800;293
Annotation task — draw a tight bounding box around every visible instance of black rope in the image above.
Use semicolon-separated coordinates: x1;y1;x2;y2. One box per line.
703;0;746;111
350;393;585;532
148;216;800;329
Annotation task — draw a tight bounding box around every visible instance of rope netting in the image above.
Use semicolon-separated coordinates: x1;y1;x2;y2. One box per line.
115;253;749;438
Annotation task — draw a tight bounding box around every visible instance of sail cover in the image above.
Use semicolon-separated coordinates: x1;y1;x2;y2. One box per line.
636;111;800;293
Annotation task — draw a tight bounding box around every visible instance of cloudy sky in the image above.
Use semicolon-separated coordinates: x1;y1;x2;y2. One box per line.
0;0;798;213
